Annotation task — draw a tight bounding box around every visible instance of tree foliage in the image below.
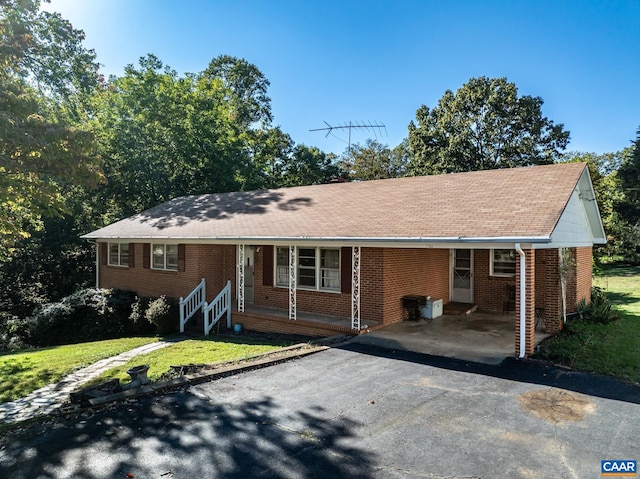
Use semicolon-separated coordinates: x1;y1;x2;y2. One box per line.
0;0;102;259
277;145;341;187
92;55;249;216
338;139;408;181
407;77;570;175
203;55;272;128
617;128;640;226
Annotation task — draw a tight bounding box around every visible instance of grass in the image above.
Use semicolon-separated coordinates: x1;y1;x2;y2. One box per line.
0;337;158;403
535;263;640;384
90;335;290;385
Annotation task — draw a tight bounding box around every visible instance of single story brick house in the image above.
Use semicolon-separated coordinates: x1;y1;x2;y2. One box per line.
82;162;605;357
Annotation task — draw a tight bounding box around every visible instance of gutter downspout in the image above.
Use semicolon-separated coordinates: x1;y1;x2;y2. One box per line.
87;240;99;289
515;243;526;359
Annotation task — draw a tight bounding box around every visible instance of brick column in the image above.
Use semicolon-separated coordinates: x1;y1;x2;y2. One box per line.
542;249;562;333
515;249;536;357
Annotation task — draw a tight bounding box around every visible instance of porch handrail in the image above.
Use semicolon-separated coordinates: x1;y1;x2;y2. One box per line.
204;280;232;335
179;278;206;333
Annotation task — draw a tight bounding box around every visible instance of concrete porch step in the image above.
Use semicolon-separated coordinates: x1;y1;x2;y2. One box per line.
444;302;478;315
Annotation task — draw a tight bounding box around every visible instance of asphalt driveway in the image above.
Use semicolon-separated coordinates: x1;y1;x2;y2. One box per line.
1;343;638;478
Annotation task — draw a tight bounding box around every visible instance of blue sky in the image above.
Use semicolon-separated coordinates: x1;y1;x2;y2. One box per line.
46;0;640;156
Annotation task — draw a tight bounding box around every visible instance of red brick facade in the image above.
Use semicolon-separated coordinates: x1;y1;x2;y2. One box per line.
99;243;235;303
98;242;593;356
252;247;450;325
473;249;516;313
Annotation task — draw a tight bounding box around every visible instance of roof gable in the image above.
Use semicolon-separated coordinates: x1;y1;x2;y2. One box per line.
83;163;601;246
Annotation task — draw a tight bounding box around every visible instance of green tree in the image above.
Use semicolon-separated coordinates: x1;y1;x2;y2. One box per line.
92;55;247;216
276;145;341;187
339;139;408;181
562;151;627;260
616;129;640;264
203;55;272;128
407;77;570;175
617;128;640;226
243;127;294;189
0;0;102;260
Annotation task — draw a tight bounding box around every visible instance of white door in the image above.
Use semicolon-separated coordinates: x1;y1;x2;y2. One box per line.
451;249;473;303
244;248;254;304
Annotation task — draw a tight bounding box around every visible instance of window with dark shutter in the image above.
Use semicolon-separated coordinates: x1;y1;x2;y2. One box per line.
143;243;150;269
100;242;107;265
263;245;274;286
178;244;186;272
340;247;352;294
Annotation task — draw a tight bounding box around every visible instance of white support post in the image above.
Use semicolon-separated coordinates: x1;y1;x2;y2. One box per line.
95;242;100;289
226;280;232;329
289;245;296;320
351;246;361;330
179;296;185;333
238;244;245;313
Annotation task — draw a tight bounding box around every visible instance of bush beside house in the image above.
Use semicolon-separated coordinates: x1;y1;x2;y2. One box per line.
0;289;179;350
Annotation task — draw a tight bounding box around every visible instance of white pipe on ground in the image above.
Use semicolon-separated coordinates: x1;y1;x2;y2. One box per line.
515;243;526;359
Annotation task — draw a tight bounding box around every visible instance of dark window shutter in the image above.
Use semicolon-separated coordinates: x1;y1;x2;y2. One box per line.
341;247;352;294
143;243;150;269
100;242;107;265
128;243;135;268
263;245;274;286
178;244;186;272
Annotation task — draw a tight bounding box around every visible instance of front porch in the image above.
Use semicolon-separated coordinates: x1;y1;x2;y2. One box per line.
232;304;383;338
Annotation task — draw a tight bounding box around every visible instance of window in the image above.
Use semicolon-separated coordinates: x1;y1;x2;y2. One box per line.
275;247;289;286
152;244;178;271
491;249;516;276
298;248;316;288
108;243;129;267
274;247;340;291
320;249;340;290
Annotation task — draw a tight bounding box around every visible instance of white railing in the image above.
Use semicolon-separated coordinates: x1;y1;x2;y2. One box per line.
179;278;206;333
204;280;232;335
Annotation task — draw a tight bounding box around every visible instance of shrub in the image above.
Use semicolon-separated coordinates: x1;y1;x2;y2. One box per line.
0;312;30;351
575;286;620;325
144;296;178;336
25;288;144;347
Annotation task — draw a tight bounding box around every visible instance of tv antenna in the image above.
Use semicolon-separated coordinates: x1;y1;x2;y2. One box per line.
310;121;387;154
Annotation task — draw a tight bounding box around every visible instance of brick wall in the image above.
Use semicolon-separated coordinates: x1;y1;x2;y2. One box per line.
380;248;450;324
538;249;562;333
252;246;354;318
100;242;592;344
252;246;449;325
473;249;516;313
99;243;234;302
564;246;593;315
574;246;593;305
233;311;355;337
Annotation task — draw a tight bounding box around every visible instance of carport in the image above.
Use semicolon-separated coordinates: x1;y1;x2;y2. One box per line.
351;311;552;364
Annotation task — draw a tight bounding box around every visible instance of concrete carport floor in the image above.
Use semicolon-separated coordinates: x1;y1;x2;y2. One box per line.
354;311;551;364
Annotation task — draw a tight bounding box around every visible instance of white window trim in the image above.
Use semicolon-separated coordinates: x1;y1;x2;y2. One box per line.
151;243;179;271
490;248;517;277
274;247;341;293
108;242;129;267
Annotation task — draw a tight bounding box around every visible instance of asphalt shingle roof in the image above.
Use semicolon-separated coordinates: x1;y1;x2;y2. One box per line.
83;162;588;242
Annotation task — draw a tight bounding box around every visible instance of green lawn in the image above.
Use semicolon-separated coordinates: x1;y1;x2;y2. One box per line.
535;263;640;383
0;337;158;403
92;336;290;385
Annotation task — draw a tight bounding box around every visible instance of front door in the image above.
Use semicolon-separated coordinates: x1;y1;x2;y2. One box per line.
244;248;254;304
451;249;473;303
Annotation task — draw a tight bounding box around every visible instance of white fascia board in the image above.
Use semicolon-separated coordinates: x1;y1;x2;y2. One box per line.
83;235;548;250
